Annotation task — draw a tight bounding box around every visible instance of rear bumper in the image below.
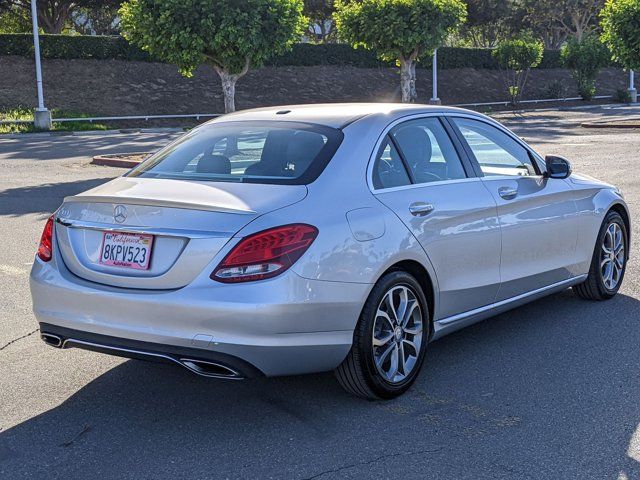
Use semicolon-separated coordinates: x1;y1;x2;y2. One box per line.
30;256;371;376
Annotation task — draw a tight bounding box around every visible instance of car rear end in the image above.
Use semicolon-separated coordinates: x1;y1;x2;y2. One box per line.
30;119;368;378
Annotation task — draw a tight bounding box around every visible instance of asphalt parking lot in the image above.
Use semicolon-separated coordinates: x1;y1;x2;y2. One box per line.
1;105;640;479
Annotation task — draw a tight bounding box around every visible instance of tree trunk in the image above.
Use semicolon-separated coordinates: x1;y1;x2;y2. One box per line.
212;58;250;114
219;71;238;113
399;57;417;103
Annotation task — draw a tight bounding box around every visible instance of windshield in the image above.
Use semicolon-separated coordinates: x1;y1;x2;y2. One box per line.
127;121;343;185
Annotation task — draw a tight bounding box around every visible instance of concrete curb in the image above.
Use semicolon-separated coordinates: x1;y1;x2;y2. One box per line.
2;127;186;139
581;122;640;129
91;153;151;168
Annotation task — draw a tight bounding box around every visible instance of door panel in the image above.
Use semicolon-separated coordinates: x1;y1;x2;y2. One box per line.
376;181;501;318
481;176;578;300
449;116;579;300
371;117;500;319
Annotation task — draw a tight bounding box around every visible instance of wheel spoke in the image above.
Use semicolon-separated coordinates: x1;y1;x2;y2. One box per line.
402;338;418;356
376;309;394;330
376;342;395;370
398;342;406;376
386;344;399;380
395;287;409;325
383;291;399;324
403;322;423;336
373;330;394;347
400;299;418;328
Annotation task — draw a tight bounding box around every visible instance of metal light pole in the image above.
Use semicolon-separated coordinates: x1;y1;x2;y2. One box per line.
30;0;51;130
629;70;637;104
429;48;441;105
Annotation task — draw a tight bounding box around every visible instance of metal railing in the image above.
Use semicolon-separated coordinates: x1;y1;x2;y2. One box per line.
0;97;618;126
0;113;221;125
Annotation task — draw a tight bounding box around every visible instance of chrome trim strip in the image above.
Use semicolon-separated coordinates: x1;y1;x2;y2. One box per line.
56;217;230;239
437;275;587;325
61;338;244;380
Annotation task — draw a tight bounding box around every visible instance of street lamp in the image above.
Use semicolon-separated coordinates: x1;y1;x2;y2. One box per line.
429;48;441;105
630;70;637;104
30;0;51;130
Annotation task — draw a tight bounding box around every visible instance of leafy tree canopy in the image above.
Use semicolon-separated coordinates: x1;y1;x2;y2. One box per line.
120;0;306;76
335;0;466;63
601;0;640;71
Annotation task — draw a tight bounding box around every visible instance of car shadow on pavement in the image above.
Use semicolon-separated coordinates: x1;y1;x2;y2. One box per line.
0;178;113;217
2;290;640;479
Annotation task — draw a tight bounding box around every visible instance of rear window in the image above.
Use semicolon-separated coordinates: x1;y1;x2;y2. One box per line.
127;121;343;185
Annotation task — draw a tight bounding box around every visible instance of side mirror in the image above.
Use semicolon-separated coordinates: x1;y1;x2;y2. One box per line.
545;155;572;179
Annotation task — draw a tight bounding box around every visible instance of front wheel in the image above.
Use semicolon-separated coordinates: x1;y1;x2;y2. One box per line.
335;271;430;400
574;210;628;301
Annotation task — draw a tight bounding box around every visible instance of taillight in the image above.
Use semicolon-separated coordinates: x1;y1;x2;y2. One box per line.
211;224;318;283
37;215;55;262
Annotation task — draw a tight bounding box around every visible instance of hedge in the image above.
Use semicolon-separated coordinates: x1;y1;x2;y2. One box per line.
0;33;610;69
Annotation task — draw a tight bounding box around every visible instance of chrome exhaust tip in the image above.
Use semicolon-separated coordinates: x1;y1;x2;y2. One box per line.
41;333;63;348
179;358;243;379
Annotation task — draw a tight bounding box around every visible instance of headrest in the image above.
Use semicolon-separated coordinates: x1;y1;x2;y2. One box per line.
196;154;231;174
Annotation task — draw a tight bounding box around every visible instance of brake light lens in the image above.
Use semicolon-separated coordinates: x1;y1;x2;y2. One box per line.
211;224;318;283
37;215;55;262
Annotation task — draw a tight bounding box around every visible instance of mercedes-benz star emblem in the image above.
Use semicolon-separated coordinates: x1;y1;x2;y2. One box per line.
113;205;127;224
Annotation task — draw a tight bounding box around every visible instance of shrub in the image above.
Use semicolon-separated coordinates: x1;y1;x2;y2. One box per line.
613;88;632;103
561;35;610;100
0;33;604;70
493;38;544;104
544;79;569;99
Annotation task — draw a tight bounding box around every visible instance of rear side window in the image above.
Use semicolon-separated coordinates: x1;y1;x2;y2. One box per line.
372;136;412;189
127;121;343;185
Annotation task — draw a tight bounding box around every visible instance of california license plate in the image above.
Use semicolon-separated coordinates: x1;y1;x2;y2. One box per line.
99;232;153;270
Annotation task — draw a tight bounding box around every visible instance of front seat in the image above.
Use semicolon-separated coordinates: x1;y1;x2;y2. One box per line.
283;131;326;176
244;130;295;176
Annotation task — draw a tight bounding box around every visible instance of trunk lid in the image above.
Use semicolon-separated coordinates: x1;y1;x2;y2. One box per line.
55;177;307;289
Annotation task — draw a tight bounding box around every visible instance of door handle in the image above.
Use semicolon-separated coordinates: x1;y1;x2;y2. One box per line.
498;187;518;200
409;202;435;217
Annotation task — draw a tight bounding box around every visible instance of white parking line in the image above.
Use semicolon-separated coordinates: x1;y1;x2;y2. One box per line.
0;264;28;276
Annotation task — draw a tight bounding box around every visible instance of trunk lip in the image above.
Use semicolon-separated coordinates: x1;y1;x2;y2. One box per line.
63;195;256;215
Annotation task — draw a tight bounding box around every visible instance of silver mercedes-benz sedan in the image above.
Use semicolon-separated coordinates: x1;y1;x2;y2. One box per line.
30;103;630;399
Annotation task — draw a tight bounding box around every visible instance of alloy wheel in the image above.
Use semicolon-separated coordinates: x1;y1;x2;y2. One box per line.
600;222;625;290
372;285;423;384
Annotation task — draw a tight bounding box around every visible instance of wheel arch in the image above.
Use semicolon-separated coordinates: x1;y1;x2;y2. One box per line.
382;260;436;339
608;202;631;258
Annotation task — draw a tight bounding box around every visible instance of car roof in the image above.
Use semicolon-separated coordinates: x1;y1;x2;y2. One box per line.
209;103;479;129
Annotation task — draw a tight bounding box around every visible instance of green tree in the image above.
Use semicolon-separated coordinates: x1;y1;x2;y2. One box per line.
462;0;518;48
601;0;640;71
521;0;605;48
493;37;544;104
0;3;31;33
304;0;336;43
335;0;466;103
1;0;120;34
561;34;610;100
72;0;123;35
120;0;306;113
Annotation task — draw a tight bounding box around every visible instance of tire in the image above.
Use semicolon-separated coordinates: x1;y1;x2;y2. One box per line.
335;271;430;400
573;210;628;301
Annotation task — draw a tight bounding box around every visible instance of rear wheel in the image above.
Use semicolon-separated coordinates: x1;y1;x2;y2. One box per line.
335;271;430;400
574;211;628;301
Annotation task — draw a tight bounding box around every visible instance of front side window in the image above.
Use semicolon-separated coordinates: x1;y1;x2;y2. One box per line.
127;121;342;185
391;118;467;184
452;118;538;177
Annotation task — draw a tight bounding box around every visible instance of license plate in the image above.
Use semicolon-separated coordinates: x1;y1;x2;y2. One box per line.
99;232;154;270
